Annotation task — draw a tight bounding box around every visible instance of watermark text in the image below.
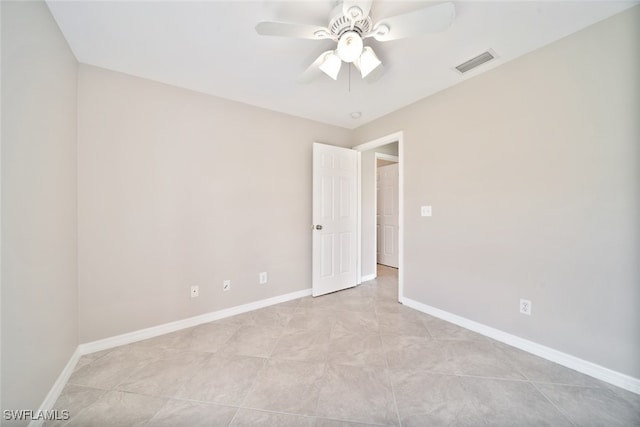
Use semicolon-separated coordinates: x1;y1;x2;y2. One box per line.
3;409;70;421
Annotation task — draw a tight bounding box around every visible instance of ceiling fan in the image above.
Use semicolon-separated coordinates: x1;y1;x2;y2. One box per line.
255;0;456;83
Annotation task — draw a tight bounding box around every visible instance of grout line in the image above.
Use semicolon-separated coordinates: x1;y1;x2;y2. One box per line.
226;356;269;426
452;373;532;383
230;312;299;418
310;360;329;421
530;381;578;427
377;275;404;427
386;353;404;427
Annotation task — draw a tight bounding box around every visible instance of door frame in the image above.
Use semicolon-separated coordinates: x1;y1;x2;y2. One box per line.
353;131;404;302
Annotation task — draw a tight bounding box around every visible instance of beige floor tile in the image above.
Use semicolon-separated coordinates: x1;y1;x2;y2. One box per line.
496;343;607;387
469;378;573;426
535;383;640;426
132;328;196;351
67;345;159;390
230;409;316;426
43;384;106;427
376;312;431;337
391;370;486;427
219;324;284;357
188;322;241;353
64;390;166;427
242;305;297;327
381;334;456;373
327;333;387;367
146;399;237;427
374;299;405;315
331;311;379;338
287;307;336;332
447;340;527;380
174;354;265;405
314;419;385;427
243;359;325;416
316;364;398;425
115;350;209;396
422;315;488;342
73;348;116;371
602;382;640;412
270;328;331;362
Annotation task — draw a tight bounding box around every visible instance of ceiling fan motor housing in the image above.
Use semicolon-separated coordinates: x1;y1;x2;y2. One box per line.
329;5;372;38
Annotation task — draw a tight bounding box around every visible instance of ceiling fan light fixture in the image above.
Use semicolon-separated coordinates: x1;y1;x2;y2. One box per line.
319;52;342;80
356;46;381;78
336;31;363;63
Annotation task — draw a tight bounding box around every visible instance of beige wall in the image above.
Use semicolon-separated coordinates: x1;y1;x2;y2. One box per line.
1;0;78;421
77;65;352;342
354;6;640;378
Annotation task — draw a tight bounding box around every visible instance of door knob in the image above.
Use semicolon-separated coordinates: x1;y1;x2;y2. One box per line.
315;225;323;230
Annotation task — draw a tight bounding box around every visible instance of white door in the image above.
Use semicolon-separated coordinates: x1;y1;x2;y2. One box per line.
377;163;399;268
312;143;358;297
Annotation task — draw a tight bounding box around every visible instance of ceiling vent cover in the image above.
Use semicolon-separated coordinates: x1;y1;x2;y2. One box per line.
456;51;495;74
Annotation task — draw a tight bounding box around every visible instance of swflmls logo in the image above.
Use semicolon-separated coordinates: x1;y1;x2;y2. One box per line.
3;409;70;421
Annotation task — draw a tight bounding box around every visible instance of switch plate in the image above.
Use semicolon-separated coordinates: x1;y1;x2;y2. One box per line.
259;272;268;284
223;280;231;292
421;206;432;217
190;286;199;298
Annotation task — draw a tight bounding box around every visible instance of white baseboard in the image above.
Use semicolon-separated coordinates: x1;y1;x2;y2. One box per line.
80;288;312;355
32;288;311;425
361;274;376;282
28;347;82;427
402;297;640;395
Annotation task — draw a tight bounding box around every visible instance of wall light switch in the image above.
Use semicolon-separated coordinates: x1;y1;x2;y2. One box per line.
421;206;432;217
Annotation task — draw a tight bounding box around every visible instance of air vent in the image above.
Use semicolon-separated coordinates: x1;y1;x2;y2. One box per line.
455;51;495;74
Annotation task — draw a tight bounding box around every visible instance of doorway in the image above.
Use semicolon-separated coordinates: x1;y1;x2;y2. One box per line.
376;154;399;269
353;131;404;303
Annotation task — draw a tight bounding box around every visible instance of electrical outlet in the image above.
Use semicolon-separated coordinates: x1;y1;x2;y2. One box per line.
223;280;231;292
190;286;199;298
520;299;532;315
259;272;268;284
421;206;432;217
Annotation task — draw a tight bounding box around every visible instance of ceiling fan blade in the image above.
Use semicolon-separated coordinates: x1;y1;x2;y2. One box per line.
371;1;455;42
255;21;333;40
342;0;373;21
297;50;334;84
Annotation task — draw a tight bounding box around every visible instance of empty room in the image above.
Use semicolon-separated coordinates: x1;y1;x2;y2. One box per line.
1;0;639;426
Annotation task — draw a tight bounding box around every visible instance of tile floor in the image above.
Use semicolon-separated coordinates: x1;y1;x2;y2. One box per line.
48;266;640;426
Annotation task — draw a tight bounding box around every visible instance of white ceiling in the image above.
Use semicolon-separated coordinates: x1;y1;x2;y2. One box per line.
46;1;637;129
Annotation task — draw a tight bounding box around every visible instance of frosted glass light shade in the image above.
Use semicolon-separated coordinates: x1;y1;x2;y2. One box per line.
356;47;382;78
336;31;363;63
319;52;342;80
